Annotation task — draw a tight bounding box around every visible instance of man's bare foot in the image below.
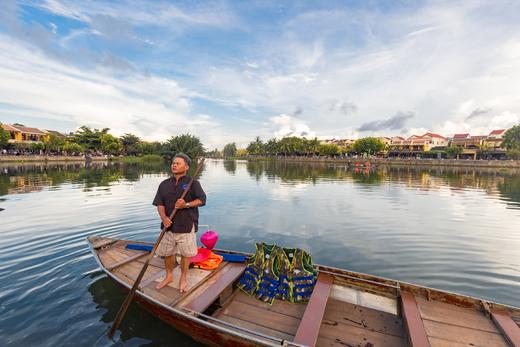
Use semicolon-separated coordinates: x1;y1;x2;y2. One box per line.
155;276;173;290
179;278;188;293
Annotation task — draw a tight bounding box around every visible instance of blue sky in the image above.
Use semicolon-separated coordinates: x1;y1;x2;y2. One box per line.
1;0;520;148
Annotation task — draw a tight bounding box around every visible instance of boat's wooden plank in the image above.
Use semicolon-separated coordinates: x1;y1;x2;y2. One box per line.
423;319;509;347
217;299;301;336
142;285;181;305
106;251;148;271
215;314;294;342
293;273;334;347
323;297;404;337
140;270;167;288
89;236;118;250
133;255;165;268
330;284;398;315
113;261;164;289
179;263;245;312
97;248;127;268
416;296;499;333
491;309;520;347
428;336;474;347
233;291;307;319
401;291;431;347
166;267;213;292
317;319;406;347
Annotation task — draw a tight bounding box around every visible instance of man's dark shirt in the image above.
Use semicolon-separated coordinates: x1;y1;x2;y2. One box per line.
152;175;206;233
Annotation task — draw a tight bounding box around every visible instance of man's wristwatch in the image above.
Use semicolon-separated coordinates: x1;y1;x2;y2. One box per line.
185;202;191;208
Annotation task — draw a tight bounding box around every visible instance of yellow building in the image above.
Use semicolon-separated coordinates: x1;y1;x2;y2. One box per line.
1;124;49;143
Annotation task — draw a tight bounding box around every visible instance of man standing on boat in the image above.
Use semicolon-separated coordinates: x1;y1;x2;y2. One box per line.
152;153;206;293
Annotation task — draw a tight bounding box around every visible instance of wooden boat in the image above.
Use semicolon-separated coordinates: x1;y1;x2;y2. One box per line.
87;235;520;347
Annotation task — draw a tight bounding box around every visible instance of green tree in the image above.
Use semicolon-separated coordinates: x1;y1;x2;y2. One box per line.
43;134;65;154
164;134;205;160
0;123;10;149
247;136;264;155
236;148;248;157
506;150;520;159
73;126;109;153
120;133;141;156
139;141;163;155
100;133;122;155
29;142;44;153
502;125;520;151
352;137;385;156
264;138;279;155
446;146;463;159
318;143;340;156
307;137;320;155
223;143;237;157
63;141;83;155
278;137;293;156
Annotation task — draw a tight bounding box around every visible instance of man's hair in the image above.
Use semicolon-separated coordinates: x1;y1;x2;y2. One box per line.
173;153;192;167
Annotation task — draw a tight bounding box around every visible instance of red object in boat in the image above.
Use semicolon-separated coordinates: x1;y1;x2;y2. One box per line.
190;247;211;263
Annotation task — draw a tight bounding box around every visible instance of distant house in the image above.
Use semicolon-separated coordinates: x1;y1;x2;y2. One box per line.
484;129;507;149
450;133;482;148
0;124;49;143
488;129;506;139
377;137;392;145
420;132;448;148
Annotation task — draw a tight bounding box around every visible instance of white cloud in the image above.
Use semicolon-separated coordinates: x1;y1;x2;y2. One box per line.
0;34;226;147
270;114;315;138
194;1;520;139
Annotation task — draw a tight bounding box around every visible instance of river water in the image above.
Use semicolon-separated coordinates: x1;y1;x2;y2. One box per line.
0;159;519;346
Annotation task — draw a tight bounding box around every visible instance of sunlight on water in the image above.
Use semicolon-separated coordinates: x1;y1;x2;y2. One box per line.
0;159;519;346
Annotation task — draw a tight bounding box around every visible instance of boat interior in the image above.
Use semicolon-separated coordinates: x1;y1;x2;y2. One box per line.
88;236;520;347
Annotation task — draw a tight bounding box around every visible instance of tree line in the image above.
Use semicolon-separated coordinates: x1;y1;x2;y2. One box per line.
0;124;205;160
215;125;520;159
217;136;386;158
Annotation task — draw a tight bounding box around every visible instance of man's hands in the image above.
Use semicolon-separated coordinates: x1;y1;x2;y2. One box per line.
175;198;189;209
160;199;192;229
162;216;172;228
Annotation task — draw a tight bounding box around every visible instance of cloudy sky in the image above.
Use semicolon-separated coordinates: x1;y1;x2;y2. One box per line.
1;0;520;148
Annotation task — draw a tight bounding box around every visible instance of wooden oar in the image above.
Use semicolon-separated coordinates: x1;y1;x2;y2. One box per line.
108;157;205;339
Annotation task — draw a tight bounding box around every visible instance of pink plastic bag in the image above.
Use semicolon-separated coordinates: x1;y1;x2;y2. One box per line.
201;230;218;250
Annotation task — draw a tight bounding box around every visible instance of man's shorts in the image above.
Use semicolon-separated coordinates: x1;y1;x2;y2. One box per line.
156;225;197;258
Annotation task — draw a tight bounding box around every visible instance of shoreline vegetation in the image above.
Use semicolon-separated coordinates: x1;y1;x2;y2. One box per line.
1;153;519;169
227;155;520;169
0;154;164;163
2;123;520;169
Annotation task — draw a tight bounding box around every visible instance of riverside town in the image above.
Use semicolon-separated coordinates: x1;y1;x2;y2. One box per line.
1;122;520;161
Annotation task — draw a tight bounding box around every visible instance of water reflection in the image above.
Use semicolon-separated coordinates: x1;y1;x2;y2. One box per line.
243;161;520;208
222;160;237;175
0;160;207;197
88;274;202;346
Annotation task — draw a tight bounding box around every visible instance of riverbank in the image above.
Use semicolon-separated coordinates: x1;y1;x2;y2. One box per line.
231;156;520;168
0;154;163;163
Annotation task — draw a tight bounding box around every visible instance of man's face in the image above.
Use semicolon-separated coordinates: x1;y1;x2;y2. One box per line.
171;157;189;174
